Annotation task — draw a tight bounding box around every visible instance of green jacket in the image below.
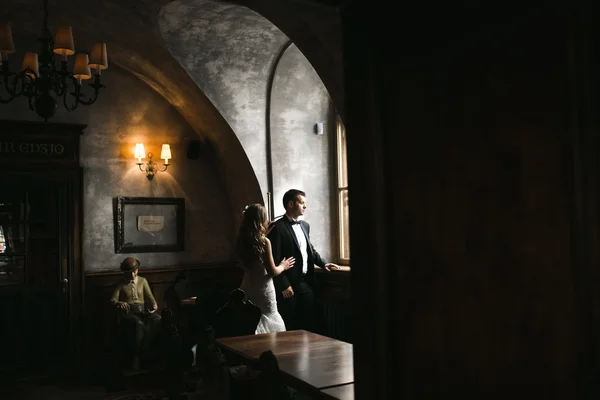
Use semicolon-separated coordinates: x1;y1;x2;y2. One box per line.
109;276;157;308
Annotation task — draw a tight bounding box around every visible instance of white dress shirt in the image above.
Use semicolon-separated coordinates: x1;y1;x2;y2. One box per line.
288;216;309;275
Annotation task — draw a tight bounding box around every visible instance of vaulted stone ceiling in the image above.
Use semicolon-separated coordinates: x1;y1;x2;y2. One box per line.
3;0;342;132
2;0;342;213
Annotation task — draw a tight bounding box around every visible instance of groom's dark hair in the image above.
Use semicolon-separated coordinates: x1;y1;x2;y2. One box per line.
283;189;306;209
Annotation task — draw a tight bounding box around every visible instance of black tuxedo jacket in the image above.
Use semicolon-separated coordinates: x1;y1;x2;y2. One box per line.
268;216;327;294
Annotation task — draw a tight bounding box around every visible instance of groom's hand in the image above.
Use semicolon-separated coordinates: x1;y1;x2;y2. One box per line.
324;263;340;272
282;286;294;299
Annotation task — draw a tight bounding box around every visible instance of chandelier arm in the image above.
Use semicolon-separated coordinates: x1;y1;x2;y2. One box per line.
53;61;69;96
22;75;39;111
77;76;105;106
63;85;79;112
78;90;100;106
54;80;66;97
1;69;26;99
27;92;36;112
1;66;15;96
0;75;22;102
14;74;29;97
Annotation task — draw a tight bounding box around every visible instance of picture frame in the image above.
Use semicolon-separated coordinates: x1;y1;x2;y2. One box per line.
113;196;185;253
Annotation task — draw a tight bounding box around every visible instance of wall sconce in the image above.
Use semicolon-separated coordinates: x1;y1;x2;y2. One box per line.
134;143;172;180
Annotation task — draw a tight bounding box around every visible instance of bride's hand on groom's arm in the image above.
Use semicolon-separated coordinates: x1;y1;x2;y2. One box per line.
280;257;295;271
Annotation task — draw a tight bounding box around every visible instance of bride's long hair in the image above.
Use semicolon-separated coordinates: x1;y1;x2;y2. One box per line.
236;203;268;267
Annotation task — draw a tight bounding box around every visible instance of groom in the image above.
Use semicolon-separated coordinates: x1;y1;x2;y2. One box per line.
268;189;339;332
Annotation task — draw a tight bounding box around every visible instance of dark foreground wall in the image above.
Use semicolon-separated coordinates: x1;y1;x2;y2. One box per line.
343;3;598;398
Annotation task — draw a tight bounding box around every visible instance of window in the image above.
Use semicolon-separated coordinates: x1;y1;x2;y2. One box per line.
0;225;5;253
336;115;350;264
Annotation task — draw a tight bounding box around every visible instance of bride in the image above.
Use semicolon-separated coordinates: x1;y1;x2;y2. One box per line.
236;203;295;334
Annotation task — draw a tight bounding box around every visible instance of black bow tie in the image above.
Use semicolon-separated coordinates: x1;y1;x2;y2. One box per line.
289;219;300;225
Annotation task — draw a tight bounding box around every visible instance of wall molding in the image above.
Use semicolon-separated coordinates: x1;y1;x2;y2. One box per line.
85;261;237;278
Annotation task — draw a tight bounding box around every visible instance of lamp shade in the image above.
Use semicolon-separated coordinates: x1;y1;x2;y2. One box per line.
89;42;108;71
0;24;15;54
73;53;91;80
21;52;39;79
135;143;146;161
160;144;172;162
53;25;75;56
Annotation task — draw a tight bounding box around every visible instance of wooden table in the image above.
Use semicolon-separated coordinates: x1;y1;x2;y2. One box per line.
217;330;354;398
321;383;354;400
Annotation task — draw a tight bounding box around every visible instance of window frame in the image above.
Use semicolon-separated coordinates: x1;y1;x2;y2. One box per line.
335;114;350;265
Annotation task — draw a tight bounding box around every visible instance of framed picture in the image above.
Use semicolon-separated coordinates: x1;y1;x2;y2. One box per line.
114;196;185;253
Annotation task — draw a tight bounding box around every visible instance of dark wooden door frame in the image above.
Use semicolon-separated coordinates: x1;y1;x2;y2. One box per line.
0;120;86;375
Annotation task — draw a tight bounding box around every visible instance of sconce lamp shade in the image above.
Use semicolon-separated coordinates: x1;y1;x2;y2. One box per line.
73;53;91;80
21;52;39;78
160;144;172;163
136;143;171;180
89;42;108;71
135;143;146;161
53;25;75;57
0;24;16;55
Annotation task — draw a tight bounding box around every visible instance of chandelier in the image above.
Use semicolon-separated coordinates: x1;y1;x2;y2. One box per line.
0;0;108;121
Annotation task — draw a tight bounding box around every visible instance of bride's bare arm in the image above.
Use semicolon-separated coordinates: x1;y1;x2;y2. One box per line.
265;238;295;277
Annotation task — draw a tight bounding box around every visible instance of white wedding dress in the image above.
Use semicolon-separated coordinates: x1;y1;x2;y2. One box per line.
240;261;286;334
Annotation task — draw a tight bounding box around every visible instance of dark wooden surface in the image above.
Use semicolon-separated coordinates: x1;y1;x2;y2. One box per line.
340;2;593;398
217;330;354;393
315;267;351;301
321;384;354;400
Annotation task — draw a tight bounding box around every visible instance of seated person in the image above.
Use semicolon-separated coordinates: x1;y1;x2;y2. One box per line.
109;257;161;370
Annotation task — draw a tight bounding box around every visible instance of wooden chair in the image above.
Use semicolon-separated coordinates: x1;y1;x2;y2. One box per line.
211;288;261;339
252;350;292;400
190;326;291;400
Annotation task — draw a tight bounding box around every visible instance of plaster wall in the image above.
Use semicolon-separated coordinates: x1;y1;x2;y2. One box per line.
270;44;334;261
0;65;234;271
159;1;336;261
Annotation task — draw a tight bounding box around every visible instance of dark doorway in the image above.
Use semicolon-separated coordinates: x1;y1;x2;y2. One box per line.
0;172;80;381
0;121;84;383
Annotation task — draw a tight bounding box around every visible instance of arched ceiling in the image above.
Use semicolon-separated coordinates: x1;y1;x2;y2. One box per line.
228;0;343;116
2;0;342;215
3;0;343;117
